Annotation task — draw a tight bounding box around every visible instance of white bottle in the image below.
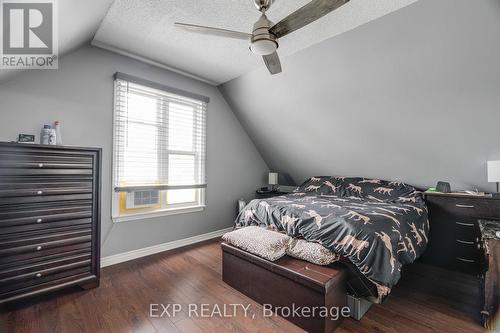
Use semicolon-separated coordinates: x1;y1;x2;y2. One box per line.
48;128;57;145
41;125;51;145
54;120;62;145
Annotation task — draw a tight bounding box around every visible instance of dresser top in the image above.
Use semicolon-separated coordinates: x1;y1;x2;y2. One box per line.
424;191;498;200
478;219;500;241
0;141;102;152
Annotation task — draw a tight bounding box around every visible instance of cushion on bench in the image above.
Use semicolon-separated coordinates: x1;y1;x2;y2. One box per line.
287;238;340;265
222;226;290;261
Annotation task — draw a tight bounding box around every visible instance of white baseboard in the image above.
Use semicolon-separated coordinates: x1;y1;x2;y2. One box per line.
101;227;232;267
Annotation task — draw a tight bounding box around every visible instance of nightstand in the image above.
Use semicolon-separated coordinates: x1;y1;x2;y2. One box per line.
421;192;500;275
255;190;288;199
478;219;500;330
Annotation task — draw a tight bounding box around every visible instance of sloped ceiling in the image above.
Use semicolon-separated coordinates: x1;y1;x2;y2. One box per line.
220;0;500;191
92;0;418;84
0;0;114;83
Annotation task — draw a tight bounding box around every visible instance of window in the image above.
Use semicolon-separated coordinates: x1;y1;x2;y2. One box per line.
112;73;208;222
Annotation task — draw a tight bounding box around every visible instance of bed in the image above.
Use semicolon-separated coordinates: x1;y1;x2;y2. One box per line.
235;176;429;299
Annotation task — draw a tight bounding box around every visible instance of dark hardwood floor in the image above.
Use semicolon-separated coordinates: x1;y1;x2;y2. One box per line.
0;239;487;333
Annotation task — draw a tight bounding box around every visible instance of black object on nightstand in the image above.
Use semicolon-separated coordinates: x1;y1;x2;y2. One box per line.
255;188;287;199
421;192;500;275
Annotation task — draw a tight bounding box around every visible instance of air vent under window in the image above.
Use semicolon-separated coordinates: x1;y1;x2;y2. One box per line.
126;191;160;208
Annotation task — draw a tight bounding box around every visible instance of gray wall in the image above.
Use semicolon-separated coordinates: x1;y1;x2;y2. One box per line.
220;0;500;192
0;45;269;257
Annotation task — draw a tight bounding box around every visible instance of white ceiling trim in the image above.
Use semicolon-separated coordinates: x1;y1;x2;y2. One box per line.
91;40;218;85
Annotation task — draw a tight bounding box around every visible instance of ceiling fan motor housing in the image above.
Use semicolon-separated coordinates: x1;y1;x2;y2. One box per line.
254;0;273;12
250;14;278;55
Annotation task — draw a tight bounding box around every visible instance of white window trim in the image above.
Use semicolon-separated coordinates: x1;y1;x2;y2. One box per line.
112;205;206;223
111;73;208;223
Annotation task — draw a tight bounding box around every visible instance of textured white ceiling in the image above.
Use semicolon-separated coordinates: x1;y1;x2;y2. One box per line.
0;0;114;83
93;0;418;84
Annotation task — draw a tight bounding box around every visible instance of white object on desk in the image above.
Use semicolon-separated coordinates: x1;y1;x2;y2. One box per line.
487;160;500;193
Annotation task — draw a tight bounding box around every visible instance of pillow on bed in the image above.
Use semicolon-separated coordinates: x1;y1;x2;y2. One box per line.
287;239;340;265
296;176;419;202
222;226;290;261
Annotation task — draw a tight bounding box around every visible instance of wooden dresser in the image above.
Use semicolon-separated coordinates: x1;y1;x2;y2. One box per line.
0;142;101;304
421;192;500;275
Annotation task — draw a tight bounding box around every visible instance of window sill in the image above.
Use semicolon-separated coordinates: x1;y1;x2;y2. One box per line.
112;205;205;223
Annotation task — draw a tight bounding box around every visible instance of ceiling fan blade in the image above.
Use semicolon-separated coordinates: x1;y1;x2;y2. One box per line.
174;22;252;40
269;0;349;39
263;52;282;75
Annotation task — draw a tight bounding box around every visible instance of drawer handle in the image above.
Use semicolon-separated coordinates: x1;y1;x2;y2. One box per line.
455;204;474;208
456;257;475;263
36;246;42;251
38;163;44;168
36;218;43;223
456;239;474;245
456;221;475;227
35;273;42;278
36;190;43;195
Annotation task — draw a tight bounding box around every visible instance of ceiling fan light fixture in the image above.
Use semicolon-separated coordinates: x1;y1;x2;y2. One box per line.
250;39;277;55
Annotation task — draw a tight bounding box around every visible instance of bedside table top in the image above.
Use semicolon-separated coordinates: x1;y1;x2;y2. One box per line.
424;191;495;199
255;190;288;198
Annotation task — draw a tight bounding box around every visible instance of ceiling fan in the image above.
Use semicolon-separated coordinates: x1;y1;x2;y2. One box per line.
174;0;349;75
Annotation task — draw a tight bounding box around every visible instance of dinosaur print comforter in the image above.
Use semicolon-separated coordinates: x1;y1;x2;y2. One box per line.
235;176;429;298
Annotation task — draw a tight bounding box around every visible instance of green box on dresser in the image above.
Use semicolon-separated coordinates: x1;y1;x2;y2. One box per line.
0;142;101;304
421;192;500;275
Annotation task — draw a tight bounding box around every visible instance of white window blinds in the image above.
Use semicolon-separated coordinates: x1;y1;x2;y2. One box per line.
112;73;207;219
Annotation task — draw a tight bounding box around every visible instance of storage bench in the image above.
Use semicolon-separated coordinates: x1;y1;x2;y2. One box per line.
221;242;347;333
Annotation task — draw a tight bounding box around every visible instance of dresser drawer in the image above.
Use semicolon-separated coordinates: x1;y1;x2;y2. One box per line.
1;218;91;235
0;247;91;271
0;183;92;198
0;191;92;205
0;168;93;177
0;255;91;289
0;271;95;304
0;251;91;280
0;234;91;265
0;265;91;294
454;220;479;241
454;240;479;259
0;201;92;224
453;256;480;274
428;197;479;219
427;195;500;219
0;150;93;169
0;227;91;246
